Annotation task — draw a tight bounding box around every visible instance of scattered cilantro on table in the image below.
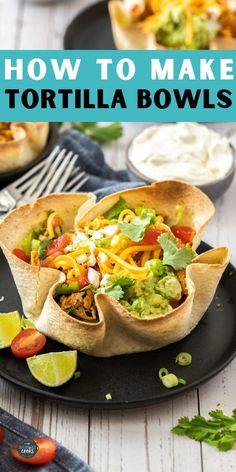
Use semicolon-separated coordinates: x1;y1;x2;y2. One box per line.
172;409;236;452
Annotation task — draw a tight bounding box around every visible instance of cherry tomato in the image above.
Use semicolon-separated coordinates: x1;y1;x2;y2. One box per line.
172;226;195;244
11;437;57;465
47;233;70;256
142;228;162;244
12;248;30;263
11;329;46;358
0;426;4;443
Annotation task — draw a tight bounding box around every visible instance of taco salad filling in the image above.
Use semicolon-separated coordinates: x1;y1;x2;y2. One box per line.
12;198;197;322
113;0;236;50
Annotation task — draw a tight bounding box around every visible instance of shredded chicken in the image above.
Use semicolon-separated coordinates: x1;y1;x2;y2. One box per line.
60;290;98;321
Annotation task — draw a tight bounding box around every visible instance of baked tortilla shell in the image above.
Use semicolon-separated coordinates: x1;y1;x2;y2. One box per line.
0;193;96;318
0;182;229;357
0;122;49;173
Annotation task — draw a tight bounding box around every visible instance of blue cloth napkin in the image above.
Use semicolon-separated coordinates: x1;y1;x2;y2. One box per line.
0;407;94;472
58;130;143;198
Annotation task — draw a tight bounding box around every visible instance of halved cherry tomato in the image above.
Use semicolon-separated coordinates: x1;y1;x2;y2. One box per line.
0;426;4;443
12;248;30;263
172;226;195;244
11;437;57;465
142;228;162;244
11;328;46;358
47;233;70;256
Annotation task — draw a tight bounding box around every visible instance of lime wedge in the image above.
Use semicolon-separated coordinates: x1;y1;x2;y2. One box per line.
0;311;22;348
27;351;77;387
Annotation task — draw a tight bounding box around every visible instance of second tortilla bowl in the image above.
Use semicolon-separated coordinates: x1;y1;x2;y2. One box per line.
0;181;231;357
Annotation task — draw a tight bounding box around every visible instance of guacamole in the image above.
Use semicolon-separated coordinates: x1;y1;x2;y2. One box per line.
155;9;217;50
121;273;182;318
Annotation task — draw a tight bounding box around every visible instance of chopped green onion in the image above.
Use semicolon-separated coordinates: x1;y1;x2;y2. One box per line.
31;239;40;251
105;393;112;400
158;368;187;389
158;368;169;379
74;371;81;380
175;352;192;366
161;373;179;389
178;378;187;385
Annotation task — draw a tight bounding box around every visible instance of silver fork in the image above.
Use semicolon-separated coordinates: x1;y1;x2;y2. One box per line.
0;146;88;213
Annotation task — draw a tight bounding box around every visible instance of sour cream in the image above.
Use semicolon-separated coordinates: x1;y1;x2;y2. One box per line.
128;123;234;186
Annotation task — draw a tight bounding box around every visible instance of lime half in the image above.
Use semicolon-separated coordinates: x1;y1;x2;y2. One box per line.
0;311;22;348
27;351;77;387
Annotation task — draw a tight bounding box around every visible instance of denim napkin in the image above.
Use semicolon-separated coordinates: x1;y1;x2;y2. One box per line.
0;408;94;472
58;129;143;198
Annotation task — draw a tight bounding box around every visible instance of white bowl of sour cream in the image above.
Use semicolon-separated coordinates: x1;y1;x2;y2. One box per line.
127;123;235;201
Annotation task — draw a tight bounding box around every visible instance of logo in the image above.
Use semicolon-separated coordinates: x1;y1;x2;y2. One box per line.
16;439;39;459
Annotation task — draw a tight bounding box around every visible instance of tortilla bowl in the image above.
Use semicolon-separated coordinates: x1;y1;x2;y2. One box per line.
0;122;49;173
108;1;236;51
0;181;231;357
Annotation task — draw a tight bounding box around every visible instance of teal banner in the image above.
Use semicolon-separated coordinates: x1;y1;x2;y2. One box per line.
0;50;235;121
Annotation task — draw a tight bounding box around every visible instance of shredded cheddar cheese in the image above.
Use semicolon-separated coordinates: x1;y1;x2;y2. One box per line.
46;212;58;239
54;255;81;277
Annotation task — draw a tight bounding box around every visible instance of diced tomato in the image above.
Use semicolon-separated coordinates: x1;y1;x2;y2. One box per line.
47;233;70;256
40;252;64;268
40;257;54;268
0;427;4;443
12;248;30;263
11;328;46;358
11;437;57;465
52;215;60;228
142;228;162;244
172;226;195;244
78;269;89;289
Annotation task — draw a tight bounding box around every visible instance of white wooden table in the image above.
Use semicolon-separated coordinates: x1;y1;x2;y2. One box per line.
0;1;235;471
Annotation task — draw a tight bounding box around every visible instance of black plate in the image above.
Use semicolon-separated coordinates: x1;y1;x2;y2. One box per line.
0;123;59;188
64;1;114;50
0;242;235;409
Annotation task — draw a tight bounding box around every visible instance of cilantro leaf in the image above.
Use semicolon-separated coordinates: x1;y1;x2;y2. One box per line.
74;371;81;380
104;197;128;220
98;285;124;300
110;276;135;288
158;233;196;270
71;122;123;144
172;409;236;452
118;215;154;242
96;276;135;301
